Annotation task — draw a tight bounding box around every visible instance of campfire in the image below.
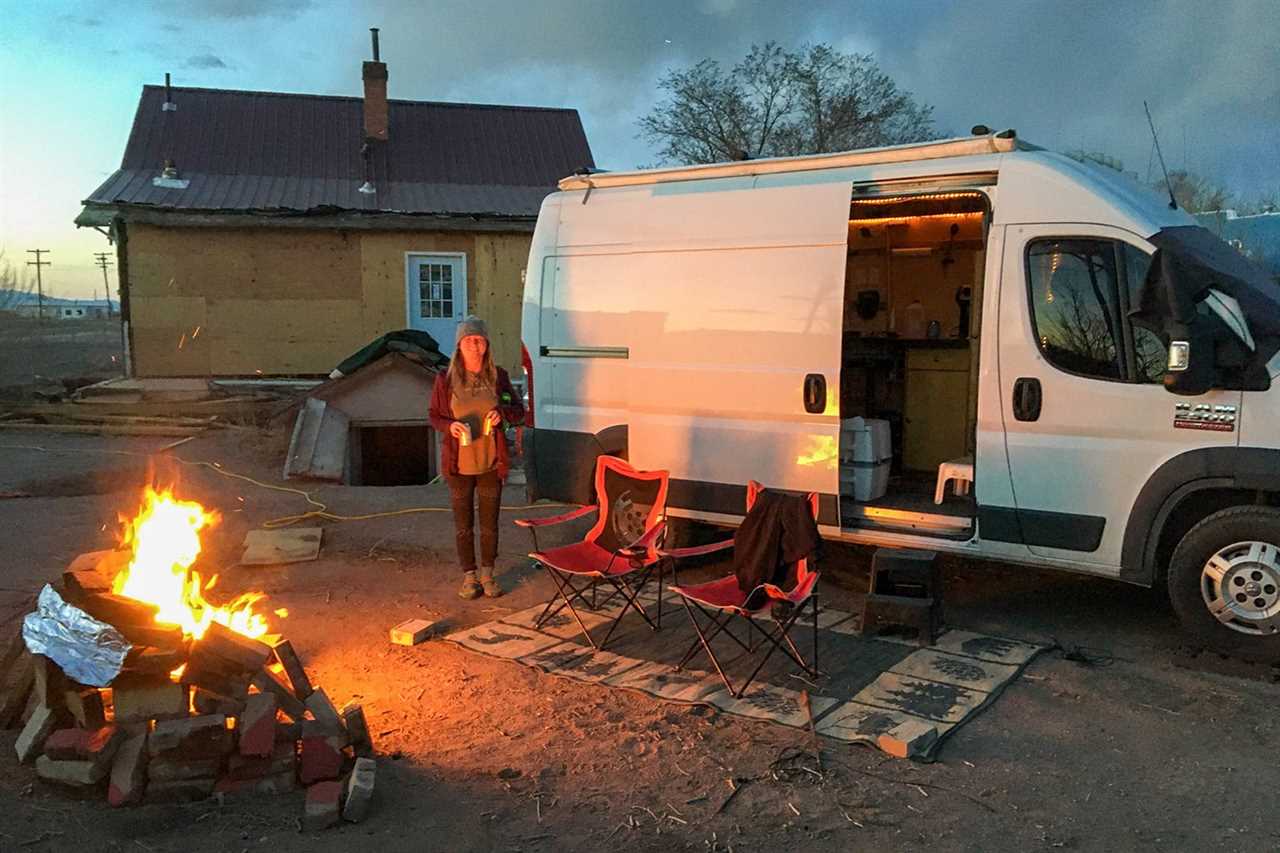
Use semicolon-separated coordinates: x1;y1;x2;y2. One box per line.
111;486;271;641
3;485;376;830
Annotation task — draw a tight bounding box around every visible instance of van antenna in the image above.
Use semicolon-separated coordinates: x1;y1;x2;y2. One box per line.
1144;100;1178;210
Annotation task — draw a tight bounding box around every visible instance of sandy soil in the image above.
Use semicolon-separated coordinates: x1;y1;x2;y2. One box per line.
0;427;1278;852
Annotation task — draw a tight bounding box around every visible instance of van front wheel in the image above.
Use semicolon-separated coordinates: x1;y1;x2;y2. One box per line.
1167;506;1280;662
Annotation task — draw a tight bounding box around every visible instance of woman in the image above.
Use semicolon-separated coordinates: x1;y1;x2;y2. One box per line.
428;316;525;599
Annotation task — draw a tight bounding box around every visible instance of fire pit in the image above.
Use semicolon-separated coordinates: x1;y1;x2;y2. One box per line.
4;486;376;830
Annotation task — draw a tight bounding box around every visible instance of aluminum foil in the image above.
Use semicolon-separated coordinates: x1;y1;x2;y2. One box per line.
22;584;132;686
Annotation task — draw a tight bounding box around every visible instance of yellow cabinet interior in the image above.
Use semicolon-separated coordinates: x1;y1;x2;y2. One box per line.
903;346;970;472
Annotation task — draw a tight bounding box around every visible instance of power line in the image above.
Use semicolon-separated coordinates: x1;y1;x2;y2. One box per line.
26;249;51;323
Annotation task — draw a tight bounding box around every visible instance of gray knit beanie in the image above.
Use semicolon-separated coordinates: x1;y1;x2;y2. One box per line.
457;315;489;340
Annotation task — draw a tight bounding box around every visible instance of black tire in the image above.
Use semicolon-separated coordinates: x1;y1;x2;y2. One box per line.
1167;505;1280;663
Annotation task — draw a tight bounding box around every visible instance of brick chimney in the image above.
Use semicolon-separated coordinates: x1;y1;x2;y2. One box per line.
362;28;388;142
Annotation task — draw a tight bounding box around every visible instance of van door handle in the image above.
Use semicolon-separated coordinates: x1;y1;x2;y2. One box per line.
1012;377;1042;422
803;374;827;414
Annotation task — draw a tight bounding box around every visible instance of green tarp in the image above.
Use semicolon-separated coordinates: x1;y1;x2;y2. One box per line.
332;329;448;378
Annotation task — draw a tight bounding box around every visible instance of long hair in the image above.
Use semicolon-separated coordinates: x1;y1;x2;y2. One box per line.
446;335;497;392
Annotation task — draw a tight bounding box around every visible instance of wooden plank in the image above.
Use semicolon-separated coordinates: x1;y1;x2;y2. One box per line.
0;423;206;437
284;398;326;480
1;399;273;423
42;413;219;427
474;232;531;374
358;230;475;344
129;225;360;301
310;405;350;481
127;296;206;329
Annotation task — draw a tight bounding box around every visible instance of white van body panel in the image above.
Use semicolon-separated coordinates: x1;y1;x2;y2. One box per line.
991;153;1196;233
997;223;1243;572
1240;354;1280;447
544;176;852;497
523;142;1271;582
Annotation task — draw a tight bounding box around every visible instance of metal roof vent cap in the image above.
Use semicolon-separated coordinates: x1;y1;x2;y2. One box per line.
152;159;189;189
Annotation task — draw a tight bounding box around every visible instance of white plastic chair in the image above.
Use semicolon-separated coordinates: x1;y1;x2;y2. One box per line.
934;456;974;504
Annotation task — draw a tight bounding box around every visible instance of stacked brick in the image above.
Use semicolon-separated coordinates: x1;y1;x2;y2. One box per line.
2;549;377;829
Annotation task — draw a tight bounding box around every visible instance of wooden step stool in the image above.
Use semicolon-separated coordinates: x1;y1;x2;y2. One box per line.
861;548;943;646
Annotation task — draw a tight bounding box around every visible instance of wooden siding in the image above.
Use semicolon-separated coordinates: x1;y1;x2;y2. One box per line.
125;224;531;377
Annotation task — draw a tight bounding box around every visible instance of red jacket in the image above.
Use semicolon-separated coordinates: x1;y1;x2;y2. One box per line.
428;366;525;479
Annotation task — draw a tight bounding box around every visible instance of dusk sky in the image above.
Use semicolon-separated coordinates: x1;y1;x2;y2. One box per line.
2;0;1277;299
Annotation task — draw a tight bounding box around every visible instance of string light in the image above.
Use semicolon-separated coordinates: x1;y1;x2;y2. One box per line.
849;191;987;205
848;211;985;226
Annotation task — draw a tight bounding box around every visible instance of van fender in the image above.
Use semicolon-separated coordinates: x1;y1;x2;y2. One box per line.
1121;447;1280;585
524;425;627;506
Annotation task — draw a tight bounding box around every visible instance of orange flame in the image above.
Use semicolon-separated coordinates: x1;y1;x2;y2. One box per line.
112;486;273;640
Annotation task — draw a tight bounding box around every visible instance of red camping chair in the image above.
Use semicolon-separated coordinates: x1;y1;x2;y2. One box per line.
515;456;669;651
662;482;821;698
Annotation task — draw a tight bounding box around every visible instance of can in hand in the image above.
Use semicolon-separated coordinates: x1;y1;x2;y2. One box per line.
458;422;472;447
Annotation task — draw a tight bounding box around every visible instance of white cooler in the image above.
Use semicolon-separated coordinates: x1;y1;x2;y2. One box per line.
839;417;891;502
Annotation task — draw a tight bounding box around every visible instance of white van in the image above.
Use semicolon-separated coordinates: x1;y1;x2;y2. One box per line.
519;132;1280;660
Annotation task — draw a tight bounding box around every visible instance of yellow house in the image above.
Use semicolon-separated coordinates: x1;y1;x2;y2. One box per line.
76;49;594;379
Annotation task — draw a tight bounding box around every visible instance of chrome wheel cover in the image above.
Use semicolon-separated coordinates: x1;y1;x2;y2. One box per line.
1200;540;1280;636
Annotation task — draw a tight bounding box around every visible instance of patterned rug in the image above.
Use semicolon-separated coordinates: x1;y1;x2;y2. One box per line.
444;586;1045;760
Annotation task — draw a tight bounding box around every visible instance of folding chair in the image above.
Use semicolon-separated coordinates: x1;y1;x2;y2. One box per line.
662;482;820;698
515;455;669;651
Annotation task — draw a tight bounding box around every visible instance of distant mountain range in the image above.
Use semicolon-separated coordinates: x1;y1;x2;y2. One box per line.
0;288;117;309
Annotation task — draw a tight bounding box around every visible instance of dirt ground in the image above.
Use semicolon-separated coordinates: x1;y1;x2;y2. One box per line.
0;315;125;397
1;426;1279;852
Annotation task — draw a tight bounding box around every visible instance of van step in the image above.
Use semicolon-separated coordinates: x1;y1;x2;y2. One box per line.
842;504;973;535
863;548;944;646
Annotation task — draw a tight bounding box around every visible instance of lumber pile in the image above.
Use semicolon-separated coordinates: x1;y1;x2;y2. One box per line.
0;409;229;437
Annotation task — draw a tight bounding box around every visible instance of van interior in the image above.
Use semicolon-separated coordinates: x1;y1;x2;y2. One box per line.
838;187;990;538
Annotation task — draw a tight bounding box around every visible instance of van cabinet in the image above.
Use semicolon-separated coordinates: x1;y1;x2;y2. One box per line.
903;345;969;472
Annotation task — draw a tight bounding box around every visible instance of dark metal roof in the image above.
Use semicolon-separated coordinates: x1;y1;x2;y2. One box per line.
83;85;595;219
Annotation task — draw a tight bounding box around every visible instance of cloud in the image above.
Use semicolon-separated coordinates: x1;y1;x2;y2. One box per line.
186;53;229;69
52;13;104;29
147;0;313;19
301;0;1278;188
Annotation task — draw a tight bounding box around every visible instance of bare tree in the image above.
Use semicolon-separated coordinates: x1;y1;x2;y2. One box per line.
1237;187;1279;216
638;42;937;165
1162;169;1234;213
1062;150;1246;215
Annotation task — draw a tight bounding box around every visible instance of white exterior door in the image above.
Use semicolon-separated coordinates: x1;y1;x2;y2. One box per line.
406;254;466;352
996;223;1242;570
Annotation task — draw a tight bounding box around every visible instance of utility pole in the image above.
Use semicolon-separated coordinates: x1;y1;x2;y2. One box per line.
26;249;51;323
94;252;114;317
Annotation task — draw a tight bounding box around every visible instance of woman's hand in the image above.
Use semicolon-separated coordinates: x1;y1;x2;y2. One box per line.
448;421;468;440
483;410;502;431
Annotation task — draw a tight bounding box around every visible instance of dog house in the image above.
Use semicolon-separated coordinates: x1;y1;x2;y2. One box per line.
285;353;440;486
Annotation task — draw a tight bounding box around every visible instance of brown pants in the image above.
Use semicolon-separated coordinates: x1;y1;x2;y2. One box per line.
446;471;502;572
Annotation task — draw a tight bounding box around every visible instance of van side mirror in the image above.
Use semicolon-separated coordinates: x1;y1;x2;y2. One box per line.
1163;324;1216;396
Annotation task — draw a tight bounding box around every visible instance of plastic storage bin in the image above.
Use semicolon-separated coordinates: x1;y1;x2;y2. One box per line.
840;417;892;502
